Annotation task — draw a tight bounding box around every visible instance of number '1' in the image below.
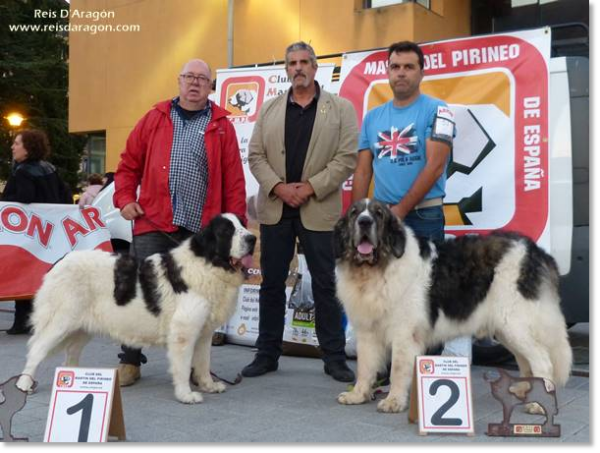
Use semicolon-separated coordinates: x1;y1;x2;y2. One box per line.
66;393;94;442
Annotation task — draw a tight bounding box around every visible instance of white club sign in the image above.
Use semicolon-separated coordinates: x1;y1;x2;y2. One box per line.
44;367;125;442
412;356;474;435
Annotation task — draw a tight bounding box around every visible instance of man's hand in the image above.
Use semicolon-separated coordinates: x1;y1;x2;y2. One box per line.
273;183;313;208
294;182;315;201
121;202;144;220
389;203;409;220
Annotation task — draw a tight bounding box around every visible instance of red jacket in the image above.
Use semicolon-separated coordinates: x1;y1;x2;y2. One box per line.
114;99;247;236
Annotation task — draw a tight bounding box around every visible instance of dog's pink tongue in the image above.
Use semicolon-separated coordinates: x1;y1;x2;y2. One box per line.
241;255;254;268
357;241;374;255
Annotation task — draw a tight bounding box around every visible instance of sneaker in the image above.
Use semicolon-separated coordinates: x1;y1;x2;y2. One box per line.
324;361;355;382
118;364;141;387
241;356;278;377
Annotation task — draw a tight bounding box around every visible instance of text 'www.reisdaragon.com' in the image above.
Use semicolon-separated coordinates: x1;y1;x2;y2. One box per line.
8;22;141;34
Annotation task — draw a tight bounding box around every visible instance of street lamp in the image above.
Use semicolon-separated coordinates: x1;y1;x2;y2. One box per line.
4;112;26;139
5;113;25;128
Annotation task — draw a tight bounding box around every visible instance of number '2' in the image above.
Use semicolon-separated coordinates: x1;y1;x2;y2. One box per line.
429;379;463;426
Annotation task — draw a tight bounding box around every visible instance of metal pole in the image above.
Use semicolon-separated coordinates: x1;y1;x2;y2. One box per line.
228;0;234;67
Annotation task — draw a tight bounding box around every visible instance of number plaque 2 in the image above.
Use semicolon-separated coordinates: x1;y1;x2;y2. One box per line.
408;356;474;435
44;367;126;442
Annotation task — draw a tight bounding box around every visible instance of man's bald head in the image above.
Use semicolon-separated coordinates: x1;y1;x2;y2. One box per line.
180;59;211;78
178;59;212;110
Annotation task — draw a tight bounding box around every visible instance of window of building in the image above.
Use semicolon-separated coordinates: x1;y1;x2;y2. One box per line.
471;0;588;58
366;0;430;9
512;0;559;6
83;134;106;175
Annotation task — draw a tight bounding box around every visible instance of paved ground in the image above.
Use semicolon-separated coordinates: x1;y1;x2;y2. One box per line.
0;309;589;443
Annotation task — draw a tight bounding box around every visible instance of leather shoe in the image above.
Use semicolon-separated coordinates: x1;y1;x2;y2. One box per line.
6;324;31;335
241;356;278;377
324;361;355;382
118;364;141;387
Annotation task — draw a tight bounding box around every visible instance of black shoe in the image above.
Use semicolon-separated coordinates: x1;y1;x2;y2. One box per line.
241;356;278;377
6;323;31;335
324;361;355;382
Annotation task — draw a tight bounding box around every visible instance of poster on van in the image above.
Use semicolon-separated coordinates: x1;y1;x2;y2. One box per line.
338;27;551;249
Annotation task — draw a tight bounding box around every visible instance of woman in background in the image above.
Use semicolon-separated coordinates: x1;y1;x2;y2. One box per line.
2;129;71;334
78;173;104;207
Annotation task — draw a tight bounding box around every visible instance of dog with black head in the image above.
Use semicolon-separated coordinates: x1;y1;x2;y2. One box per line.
17;214;256;404
334;199;571;414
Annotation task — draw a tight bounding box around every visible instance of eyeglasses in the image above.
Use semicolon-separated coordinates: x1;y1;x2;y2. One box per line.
180;73;211;85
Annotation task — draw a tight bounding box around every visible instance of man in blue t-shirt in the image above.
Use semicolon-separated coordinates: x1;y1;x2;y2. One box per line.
351;41;455;241
352;41;470;361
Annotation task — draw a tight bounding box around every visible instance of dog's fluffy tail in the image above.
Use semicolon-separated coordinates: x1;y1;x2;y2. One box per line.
550;323;573;388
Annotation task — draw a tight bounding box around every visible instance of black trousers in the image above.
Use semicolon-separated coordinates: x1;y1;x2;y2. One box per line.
255;217;346;364
119;228;193;366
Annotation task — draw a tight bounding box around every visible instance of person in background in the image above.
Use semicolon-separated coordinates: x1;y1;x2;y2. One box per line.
100;171;115;191
2;129;72;334
113;58;246;387
78;173;104;207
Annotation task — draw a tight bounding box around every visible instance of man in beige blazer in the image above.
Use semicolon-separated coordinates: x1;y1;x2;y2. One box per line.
243;42;358;382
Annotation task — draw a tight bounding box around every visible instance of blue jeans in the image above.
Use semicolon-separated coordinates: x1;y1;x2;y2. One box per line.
403;206;445;242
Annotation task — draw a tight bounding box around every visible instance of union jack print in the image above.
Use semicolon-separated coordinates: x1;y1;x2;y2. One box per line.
376;124;417;159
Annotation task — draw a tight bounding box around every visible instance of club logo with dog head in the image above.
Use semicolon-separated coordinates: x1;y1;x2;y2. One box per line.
221;76;265;123
56;370;75;388
419;359;435;375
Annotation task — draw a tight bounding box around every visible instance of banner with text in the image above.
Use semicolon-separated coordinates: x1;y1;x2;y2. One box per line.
0;203;112;300
338;28;551;248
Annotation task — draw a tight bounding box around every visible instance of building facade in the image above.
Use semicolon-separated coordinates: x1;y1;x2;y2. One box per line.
68;0;471;170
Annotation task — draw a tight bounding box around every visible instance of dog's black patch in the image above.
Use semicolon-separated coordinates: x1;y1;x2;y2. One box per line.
333;215;350;260
385;211;406;259
517;236;560;299
161;253;188;294
417;235;432;260
114;255;138;306
428;233;514;326
190;215;234;271
139;259;161;316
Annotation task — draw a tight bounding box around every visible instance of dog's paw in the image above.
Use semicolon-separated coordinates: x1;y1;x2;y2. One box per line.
16;375;35;394
525;402;545;415
199;380;226;394
337;391;369;405
175;390;204;404
377;396;406;413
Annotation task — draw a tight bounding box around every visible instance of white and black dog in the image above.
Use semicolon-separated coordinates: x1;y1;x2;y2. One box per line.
17;214;256;404
333;199;572;414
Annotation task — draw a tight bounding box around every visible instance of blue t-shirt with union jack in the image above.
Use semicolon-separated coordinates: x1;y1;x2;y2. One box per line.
358;94;449;205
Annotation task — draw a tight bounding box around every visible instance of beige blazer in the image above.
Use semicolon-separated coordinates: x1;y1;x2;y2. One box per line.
248;89;358;231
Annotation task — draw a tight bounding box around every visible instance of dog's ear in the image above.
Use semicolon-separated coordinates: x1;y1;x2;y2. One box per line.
191;222;216;259
333;216;349;260
386;213;406;258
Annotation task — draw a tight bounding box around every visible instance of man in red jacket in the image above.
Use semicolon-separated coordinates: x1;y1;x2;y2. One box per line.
113;59;247;386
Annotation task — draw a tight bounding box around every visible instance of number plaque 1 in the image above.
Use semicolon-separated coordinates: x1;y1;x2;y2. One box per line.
44;367;126;442
409;356;474;435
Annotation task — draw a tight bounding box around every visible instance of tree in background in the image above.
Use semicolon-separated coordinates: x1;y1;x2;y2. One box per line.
0;0;85;191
